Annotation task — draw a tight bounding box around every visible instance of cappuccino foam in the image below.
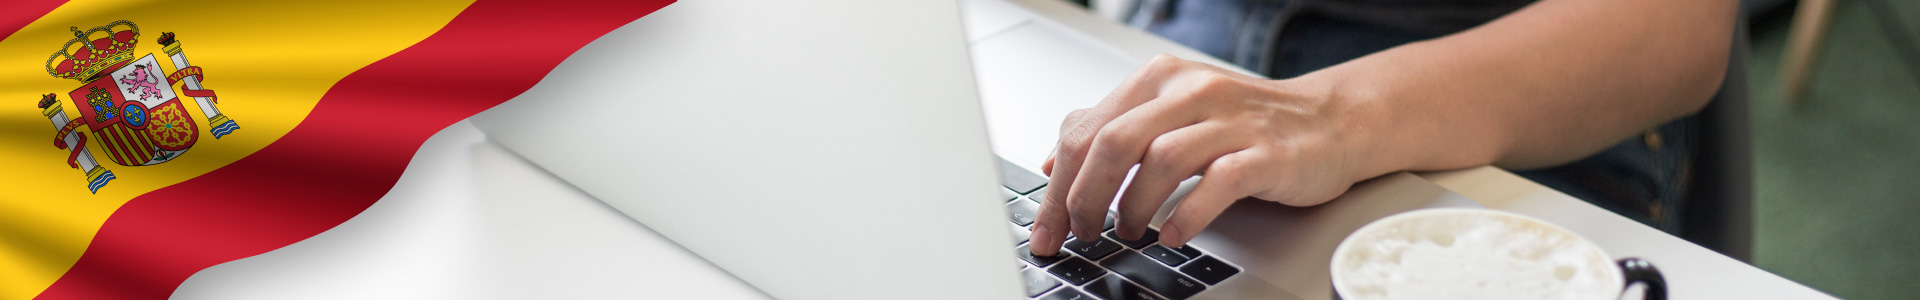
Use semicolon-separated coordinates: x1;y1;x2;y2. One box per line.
1332;209;1618;300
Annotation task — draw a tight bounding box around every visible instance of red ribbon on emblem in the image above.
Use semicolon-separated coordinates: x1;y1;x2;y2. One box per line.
167;66;216;103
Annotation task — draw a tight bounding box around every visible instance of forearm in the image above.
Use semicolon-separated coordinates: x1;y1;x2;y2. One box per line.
1297;0;1737;174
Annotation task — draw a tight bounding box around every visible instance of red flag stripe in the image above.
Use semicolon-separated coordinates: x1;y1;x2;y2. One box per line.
122;125;153;163
135;127;154;159
115;126;139;164
106;126;132;164
91;126;118;164
0;0;66;44
122;127;143;160
100;125;133;165
112;126;139;165
33;0;673;298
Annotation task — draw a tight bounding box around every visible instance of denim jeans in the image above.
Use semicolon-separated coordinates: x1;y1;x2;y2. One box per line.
1130;0;1694;233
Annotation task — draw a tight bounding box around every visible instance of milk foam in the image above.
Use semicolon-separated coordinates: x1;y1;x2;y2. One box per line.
1332;209;1619;300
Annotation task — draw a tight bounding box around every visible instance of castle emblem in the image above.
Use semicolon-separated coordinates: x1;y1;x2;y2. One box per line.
34;20;241;193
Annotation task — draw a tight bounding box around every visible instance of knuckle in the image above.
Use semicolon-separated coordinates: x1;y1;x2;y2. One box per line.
1191;73;1234;94
1063;109;1089;124
1209;155;1255;177
1068;201;1108;224
1143;54;1186;74
1061;112;1097;134
1056;140;1089;160
1208;154;1270;192
1141;137;1189;176
1070;202;1104;218
1170;206;1214;228
1057;126;1100;158
1147;54;1179;68
1054;140;1089;162
1093;122;1142;151
1254;183;1300;205
1273;145;1304;161
1062;190;1087;207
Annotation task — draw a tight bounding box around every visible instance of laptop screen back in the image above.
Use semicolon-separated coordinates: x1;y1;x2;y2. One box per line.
471;1;1022;299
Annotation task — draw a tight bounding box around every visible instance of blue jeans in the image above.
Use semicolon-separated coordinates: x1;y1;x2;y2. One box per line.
1131;0;1693;233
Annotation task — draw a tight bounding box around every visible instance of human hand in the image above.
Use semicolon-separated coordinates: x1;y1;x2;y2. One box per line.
1027;55;1393;256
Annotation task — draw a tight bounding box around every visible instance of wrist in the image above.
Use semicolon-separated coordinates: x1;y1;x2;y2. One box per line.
1305;65;1514;180
1285;73;1414;183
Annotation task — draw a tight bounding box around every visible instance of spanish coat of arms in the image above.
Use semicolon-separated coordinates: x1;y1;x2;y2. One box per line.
33;20;240;193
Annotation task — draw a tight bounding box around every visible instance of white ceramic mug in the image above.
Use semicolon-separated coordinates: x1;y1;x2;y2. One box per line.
1330;208;1665;300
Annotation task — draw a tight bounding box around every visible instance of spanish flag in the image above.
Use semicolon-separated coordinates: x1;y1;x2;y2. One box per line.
0;0;671;298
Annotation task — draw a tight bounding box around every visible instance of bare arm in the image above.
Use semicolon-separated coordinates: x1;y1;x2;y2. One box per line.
1028;0;1737;255
1325;0;1736;171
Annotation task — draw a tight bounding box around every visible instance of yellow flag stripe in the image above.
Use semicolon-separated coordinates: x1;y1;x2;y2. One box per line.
0;1;477;298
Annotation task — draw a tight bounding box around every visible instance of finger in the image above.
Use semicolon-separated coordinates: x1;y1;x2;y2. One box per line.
1039;55;1188;246
1064;98;1206;241
1029;190;1071;256
1158;149;1275;248
1112;121;1247;240
1044;55;1187;211
1039;114;1091;248
1043;108;1081;181
1044;155;1059;176
1030;109;1080;256
1060;108;1090;133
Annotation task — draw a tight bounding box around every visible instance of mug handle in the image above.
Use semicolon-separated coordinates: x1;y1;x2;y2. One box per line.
1617;257;1666;300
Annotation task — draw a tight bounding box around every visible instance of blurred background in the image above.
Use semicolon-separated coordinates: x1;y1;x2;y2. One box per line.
1056;0;1919;298
1744;0;1920;299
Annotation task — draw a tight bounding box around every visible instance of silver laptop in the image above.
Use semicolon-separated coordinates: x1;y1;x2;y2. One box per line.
471;0;1479;299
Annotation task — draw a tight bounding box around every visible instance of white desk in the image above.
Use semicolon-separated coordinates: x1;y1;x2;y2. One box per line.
172;121;773;300
173;1;1831;299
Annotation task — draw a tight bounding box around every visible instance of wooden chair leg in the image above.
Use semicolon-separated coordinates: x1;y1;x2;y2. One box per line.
1780;0;1837;107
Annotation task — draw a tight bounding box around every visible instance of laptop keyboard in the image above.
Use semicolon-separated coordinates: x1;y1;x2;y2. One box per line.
1000;157;1240;300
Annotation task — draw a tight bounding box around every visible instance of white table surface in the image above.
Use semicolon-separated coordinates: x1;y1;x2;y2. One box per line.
174;121;772;300
173;1;1832;299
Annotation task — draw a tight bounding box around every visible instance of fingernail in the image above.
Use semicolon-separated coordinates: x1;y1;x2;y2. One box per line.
1160;224;1184;247
1031;224;1053;254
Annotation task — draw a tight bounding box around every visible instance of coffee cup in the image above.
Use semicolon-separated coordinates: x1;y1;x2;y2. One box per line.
1330;208;1665;300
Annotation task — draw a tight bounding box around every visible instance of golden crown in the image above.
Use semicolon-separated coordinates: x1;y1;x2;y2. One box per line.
45;20;140;82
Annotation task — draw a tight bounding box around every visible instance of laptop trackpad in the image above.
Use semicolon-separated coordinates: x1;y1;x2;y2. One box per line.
1186;172;1481;299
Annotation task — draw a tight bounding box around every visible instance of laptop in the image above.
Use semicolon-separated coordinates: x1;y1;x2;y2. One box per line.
470;0;1479;299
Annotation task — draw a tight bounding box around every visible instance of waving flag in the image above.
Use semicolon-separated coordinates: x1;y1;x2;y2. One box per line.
0;0;672;298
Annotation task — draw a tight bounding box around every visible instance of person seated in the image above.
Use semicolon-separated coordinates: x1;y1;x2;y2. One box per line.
1029;0;1736;256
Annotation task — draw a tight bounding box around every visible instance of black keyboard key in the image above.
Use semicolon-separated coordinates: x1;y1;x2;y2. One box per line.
1082;275;1165;300
1099;250;1205;299
1008;199;1040;226
1103;216;1117;231
1039;289;1097;300
1046;256;1106;286
1140;245;1191;266
1016;244;1066;267
1021;267;1062;297
1010;224;1031;245
1002;187;1021;203
1171;245;1202;258
1065;236;1123;260
1179;256;1239;285
999;157;1047;194
1105;228;1159;249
